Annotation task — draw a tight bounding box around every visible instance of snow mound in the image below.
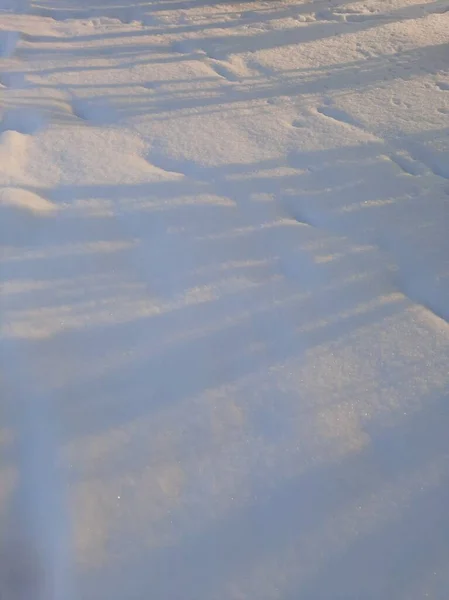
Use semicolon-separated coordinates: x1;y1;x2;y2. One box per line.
0;187;57;214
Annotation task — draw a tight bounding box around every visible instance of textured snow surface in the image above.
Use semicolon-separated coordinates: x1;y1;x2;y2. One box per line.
1;1;449;599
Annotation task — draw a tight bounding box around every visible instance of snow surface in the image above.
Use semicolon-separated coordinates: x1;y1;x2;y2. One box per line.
0;0;449;598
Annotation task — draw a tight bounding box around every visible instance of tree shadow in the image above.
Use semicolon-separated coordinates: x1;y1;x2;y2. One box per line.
75;387;449;600
2;126;446;442
26;0;366;24
2;2;448;596
21;41;447;127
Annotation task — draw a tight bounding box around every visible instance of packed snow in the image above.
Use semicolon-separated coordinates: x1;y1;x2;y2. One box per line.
0;0;448;598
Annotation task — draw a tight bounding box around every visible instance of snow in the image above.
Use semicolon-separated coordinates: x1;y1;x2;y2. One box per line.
0;0;448;598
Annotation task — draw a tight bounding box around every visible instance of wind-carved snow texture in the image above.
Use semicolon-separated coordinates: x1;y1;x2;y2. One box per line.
0;1;449;600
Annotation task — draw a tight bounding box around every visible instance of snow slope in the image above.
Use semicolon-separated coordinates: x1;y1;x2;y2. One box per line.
0;0;449;598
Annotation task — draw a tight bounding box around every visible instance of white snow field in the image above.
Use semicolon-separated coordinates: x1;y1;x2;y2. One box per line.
1;0;449;598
